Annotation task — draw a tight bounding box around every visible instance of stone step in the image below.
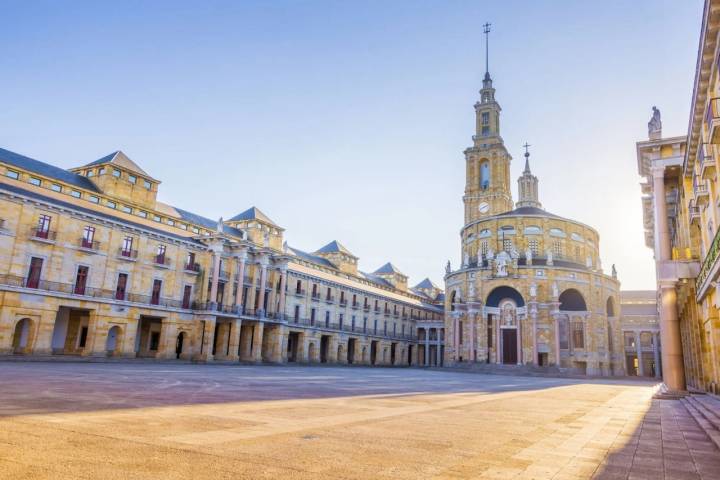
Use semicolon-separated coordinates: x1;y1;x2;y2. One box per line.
692;396;720;431
681;397;720;451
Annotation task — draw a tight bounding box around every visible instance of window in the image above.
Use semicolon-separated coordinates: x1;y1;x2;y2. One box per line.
99;167;106;175
51;183;62;192
107;201;116;209
503;238;513;253
572;322;585;349
553;240;563;258
121;205;132;214
156;244;166;264
128;174;137;184
559;317;569;349
87;170;94;177
36;214;52;238
185;252;196;270
293;305;300;322
167;219;175;226
482;125;490;136
325;311;330;327
351;315;356;331
295;280;302;294
480;240;488;257
339;314;344;329
29;177;41;186
458;321;463;344
182;285;192;309
363;317;367;332
81;226;95;248
524;226;542;235
528;239;539;256
74;265;89;295
150;279;162;305
112;169;121;178
310;308;316;325
70;190;81;198
5;170;19;179
26;257;43;288
192;227;200;234
153;215;161;222
326;287;332;300
137;211;147;218
550;228;566;238
374;319;378;334
88;195;99;203
179;224;187;230
121;236;134;257
115;273;128;300
481;111;489;125
480;161;490;189
143;180;151;189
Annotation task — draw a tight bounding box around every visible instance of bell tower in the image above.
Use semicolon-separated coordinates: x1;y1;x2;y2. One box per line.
463;22;513;225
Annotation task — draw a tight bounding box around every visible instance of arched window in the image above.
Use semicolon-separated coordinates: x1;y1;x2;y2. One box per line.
606;297;616;317
559;289;587;311
486;286;525;307
480;161;490;190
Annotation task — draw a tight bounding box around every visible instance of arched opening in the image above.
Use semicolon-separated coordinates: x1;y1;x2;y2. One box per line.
308;342;316;363
559;289;587;311
106;325;122;356
486;286;525;308
606;296;616;317
480;160;490;190
12;318;33;354
175;332;186;359
362;346;368;364
337;344;344;362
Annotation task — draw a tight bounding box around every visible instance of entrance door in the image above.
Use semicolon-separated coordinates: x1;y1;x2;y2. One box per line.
320;336;329;363
370;341;377;365
347;338;355;364
287;332;299;362
502;329;517;364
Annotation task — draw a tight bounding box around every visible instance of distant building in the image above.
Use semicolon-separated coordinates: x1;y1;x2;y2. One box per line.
619;291;661;378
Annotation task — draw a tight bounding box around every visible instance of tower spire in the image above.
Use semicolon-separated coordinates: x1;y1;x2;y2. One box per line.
517;142;541;209
523;142;532;174
483;22;492;85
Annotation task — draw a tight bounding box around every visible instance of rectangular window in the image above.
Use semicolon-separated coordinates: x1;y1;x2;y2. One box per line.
70;190;81;198
182;285;192;309
481;111;489;125
151;279;162;305
81;226;95;248
115;273;128;300
121;205;132;214
51;183;62;192
553;240;563;258
107;201;116;209
559;317;569;350
503;239;513;253
143;180;151;189
121;236;134;256
36;214;51;238
137;211;147;218
87;170;94;177
339;314;344;330
156;244;166;264
383;321;387;335
482;125;490;136
572;322;585;349
192;227;199;233
179;223;187;230
528;239;539;256
5;170;19;179
153;215;161;222
351;315;356;331
167;219;175;226
296;279;302;294
363;317;367;332
294;305;300;322
128;174;137;184
112;169;121;178
88;195;99;203
310;308;316;326
374;319;378;334
26;257;43;288
74;265;89;295
98;167;106;175
325;311;330;327
185;252;196;270
29;177;41;186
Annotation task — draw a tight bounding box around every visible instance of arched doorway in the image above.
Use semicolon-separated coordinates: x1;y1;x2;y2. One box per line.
308;342;316;363
606;296;616;317
12;318;33;354
175;332;186;359
106;325;122;356
486;286;524;365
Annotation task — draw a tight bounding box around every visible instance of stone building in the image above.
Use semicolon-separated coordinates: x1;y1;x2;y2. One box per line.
443;41;623;376
0;148;444;364
636;0;720;395
620;290;661;378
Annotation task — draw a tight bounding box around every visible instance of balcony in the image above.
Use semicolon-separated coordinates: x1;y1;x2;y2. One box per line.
78;238;100;252
689;200;701;226
117;248;138;261
325;295;335;304
699;143;716;181
374;307;381;313
694;177;710;207
311;292;321;301
30;227;56;243
363;305;370;312
339;299;347;307
705;97;720;144
294;289;306;297
153;254;171;268
209;269;229;280
184;262;201;274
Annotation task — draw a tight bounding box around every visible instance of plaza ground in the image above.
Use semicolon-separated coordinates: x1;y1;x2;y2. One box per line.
0;363;718;479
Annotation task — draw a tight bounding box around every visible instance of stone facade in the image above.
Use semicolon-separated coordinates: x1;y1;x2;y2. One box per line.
620;290;662;378
444;51;623;376
0;149;444;365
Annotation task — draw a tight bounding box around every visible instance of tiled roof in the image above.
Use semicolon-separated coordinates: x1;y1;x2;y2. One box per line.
360;272;394;289
414;277;440;290
286;245;337;269
493;206;564;220
315;240;355;257
0;147;102;193
229;206;279;227
374;262;405;276
173;207;245;238
81;151;153;178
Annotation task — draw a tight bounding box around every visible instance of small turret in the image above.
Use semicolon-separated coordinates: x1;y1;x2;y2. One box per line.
516;143;541;209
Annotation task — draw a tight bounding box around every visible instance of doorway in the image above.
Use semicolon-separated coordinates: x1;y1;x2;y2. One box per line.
502;329;517;364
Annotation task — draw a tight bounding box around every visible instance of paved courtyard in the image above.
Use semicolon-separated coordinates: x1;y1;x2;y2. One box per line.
0;363;717;479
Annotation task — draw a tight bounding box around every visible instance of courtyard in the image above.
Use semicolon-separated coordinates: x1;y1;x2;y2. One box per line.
0;363;717;479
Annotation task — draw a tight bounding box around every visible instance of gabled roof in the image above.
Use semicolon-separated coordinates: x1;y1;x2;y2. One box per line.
82;151;154;179
229;206;279;227
0;147;102;193
315;240;356;257
285;244;337;269
174;207;245;238
414;278;440;290
374;262;405;276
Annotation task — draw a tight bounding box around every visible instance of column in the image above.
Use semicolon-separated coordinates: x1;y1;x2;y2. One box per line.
32;309;57;355
227;319;242;361
251;322;264;362
653;331;661;378
469;313;475;362
257;258;269;318
424;329;429;366
635;331;644;376
277;267;288;320
196;317;216;362
495;315;501;364
652;166;686;392
234;252;247;314
553;314;561;366
531;309;538;366
209;250;222;310
436;332;441;366
516;316;522;365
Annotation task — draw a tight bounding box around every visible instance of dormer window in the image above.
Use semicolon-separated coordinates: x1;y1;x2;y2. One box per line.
112;169;121;178
107;201;116;209
51;183;62;192
128;175;137;184
179;224;187;230
153;215;161;222
99;167;106;175
29;177;41;186
143;180;151;189
70;190;81;198
192;227;200;234
121;205;132;214
86;170;94;177
138;211;147;218
167;219;175;226
5;170;19;179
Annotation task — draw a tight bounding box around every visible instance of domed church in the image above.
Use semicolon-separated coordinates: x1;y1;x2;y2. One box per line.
443;31;622;376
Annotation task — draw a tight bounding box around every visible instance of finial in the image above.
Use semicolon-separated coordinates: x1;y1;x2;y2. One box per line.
483;22;492;76
523;142;531;173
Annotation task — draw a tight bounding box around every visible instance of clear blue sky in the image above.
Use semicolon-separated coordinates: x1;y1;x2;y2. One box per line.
0;0;703;290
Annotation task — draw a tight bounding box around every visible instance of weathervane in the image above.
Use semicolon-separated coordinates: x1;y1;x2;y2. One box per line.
483;22;492;74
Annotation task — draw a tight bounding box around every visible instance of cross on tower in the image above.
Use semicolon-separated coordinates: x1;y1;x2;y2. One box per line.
483;22;492;74
523;142;531;156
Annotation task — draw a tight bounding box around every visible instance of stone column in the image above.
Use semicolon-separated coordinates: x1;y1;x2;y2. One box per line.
494;315;501;364
32;309;57;355
251;322;264;362
653;331;661;378
635;331;644;376
424;329;429;366
234;251;247;314
227;319;242;361
553;313;561;367
529;303;538;366
257;257;269;318
436;333;441;366
277;266;288;320
196;317;216;362
209;249;222;310
652;166;686;392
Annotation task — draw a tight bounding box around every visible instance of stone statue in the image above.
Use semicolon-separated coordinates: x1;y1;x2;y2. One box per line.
263;231;270;247
463;252;470;268
486;247;495;260
586;255;593;268
495;251;509;277
510;245;520;259
529;282;537;298
282;241;289;254
525;247;533;266
551;281;559;299
648;106;662;137
612;264;617;279
216;217;224;234
468;280;476;300
445;260;451;274
546;248;554;266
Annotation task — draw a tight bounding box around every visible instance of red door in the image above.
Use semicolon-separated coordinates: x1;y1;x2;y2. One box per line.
26;257;43;288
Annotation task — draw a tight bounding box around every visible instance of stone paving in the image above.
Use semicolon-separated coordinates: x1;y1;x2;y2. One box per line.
0;362;717;479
